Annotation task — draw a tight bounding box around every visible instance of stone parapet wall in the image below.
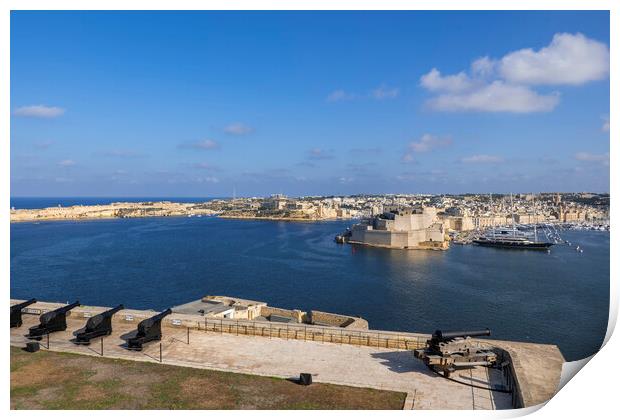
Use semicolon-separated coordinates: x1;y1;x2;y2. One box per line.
260;306;305;323
10;298;563;408
309;310;369;329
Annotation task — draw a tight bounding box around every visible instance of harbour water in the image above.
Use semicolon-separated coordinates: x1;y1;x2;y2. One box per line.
10;207;609;362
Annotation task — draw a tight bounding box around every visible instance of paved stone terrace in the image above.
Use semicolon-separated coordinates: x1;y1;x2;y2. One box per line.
12;313;512;410
10;300;564;409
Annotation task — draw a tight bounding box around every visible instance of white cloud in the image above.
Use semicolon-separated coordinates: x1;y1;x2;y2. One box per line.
307;148;334;160
196;176;220;184
460;154;504;164
401;134;451;163
102;149;145;158
370;85;400;100
427;81;559;113
34;140;54;149
500;33;609;86
471;56;496;78
326;89;355;102
13;105;65;118
575;152;609;165
420;33;607;113
179;139;220;150
601;116;610;132
57;159;76;167
407;134;452;153
420;69;472;92
224;122;254;135
327;86;400;102
193;162;218;170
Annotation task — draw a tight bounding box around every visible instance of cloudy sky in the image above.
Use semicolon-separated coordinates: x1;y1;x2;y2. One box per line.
10;11;610;197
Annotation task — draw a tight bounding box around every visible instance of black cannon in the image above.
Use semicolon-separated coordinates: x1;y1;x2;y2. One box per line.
124;308;172;351
26;301;80;340
10;298;37;328
430;329;491;344
414;328;497;378
73;304;124;345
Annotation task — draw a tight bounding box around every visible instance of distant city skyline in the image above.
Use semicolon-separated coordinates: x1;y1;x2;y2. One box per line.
11;11;610;197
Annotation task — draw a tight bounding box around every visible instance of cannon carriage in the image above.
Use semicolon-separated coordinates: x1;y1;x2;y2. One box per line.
414;329;498;378
123;308;172;350
10;298;37;328
26;301;81;340
73;304;124;345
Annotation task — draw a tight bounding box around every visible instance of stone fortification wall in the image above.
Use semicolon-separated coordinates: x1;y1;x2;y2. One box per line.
260;306;305;323
309;310;369;329
10;299;564;408
352;229;394;247
349;206;447;249
350;228;446;250
11;202;218;222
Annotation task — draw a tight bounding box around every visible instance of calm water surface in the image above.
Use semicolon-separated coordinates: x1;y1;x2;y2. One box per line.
10;215;609;361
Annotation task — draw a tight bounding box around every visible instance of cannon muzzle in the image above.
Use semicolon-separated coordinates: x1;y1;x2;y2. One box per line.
98;304;125;318
56;301;81;314
148;308;172;323
12;298;37;310
432;329;491;341
10;298;37;328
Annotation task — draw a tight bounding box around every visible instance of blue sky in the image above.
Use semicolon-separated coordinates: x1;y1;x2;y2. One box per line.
10;11;610;197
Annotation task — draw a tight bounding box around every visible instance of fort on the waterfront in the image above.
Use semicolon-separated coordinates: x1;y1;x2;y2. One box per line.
348;206;449;250
10;193;609;229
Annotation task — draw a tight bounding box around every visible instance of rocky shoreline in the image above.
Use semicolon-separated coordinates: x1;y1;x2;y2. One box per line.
10;201;219;223
10;201;350;223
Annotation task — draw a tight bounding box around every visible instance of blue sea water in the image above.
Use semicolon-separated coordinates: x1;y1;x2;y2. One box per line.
10;200;609;362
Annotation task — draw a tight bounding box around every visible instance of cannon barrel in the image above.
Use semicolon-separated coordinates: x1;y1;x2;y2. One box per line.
41;300;80;318
138;308;172;330
432;329;491;341
10;298;37;328
84;304;124;329
126;308;172;350
150;308;172;321
12;298;37;311
27;301;80;339
39;301;80;323
97;304;125;319
74;304;124;344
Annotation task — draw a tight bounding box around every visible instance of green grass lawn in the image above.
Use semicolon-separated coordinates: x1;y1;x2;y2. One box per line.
10;346;406;409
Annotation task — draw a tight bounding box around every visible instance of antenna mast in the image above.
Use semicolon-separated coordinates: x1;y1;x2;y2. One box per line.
510;193;516;237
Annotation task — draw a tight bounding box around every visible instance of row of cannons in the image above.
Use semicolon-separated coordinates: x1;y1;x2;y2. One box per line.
12;300;502;379
11;299;172;351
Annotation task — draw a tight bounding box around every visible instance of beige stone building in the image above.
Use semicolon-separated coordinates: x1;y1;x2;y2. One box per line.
349;207;448;250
